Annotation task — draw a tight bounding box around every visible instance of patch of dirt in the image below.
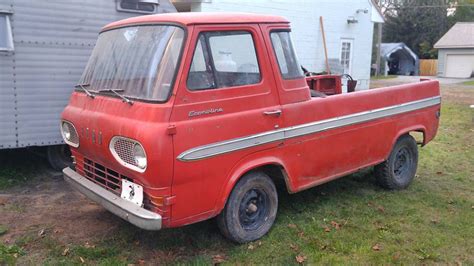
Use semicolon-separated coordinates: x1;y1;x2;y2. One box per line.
439;86;474;105
0;172;123;246
0;167;225;264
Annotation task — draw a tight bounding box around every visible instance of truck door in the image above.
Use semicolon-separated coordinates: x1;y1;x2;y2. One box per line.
169;24;282;223
262;25;364;188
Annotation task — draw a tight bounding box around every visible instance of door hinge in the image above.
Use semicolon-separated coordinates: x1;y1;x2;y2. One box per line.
167;125;177;135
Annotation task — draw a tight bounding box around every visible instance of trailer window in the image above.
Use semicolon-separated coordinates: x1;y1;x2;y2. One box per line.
187;31;261;91
270;31;303;79
79;25;184;102
0;13;14;52
117;0;157;14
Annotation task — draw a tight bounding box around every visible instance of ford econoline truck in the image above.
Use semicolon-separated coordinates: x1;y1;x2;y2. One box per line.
61;13;441;243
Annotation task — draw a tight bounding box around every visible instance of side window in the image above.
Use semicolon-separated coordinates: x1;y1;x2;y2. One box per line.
187;35;216;90
187;31;261;91
0;12;14;52
270;31;303;79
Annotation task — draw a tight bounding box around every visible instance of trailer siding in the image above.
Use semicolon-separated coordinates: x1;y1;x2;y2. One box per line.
0;0;151;148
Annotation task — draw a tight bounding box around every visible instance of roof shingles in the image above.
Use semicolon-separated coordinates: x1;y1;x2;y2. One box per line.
434;22;474;49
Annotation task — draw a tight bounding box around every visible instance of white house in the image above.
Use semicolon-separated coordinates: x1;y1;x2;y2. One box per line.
172;0;384;90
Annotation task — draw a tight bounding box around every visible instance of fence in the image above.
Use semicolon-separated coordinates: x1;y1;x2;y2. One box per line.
419;59;438;76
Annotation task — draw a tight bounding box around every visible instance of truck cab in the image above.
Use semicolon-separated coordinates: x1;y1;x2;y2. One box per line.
61;13;440;243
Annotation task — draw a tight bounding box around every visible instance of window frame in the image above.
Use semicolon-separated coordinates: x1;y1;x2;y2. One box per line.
186;30;262;92
0;10;14;52
116;0;158;14
340;38;354;75
269;29;304;80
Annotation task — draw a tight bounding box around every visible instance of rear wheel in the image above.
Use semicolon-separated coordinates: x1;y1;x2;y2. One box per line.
217;172;278;243
374;134;418;189
47;145;73;171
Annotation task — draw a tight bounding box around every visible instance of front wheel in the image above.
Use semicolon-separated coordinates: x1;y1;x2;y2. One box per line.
217;172;278;243
374;134;418;189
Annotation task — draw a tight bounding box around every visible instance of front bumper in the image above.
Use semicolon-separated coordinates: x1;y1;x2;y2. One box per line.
63;167;162;230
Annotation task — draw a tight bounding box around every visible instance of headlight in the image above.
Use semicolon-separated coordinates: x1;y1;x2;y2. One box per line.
109;136;147;173
62;122;71;140
60;120;79;148
133;143;147;169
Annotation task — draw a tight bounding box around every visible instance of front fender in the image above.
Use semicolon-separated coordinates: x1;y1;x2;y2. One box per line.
214;154;290;215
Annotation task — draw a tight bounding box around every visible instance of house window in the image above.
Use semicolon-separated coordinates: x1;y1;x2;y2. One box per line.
270;31;304;79
340;39;353;74
0;12;14;52
116;0;157;14
187;31;261;91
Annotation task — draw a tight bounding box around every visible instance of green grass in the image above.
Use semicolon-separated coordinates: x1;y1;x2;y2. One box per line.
0;225;7;236
0;244;24;265
461;80;474;86
0;167;35;190
2;102;473;265
371;75;398;80
0;149;40;189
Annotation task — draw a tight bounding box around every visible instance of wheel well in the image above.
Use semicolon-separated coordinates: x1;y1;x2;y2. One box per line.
248;164;292;193
407;130;426;146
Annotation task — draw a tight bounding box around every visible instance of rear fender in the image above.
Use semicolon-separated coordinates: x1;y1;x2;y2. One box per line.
389;125;426;159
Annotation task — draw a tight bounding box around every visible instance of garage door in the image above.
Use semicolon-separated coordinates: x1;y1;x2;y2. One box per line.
445;54;474;78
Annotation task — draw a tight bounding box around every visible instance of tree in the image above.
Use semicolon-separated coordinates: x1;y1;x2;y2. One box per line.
448;0;474;27
382;0;449;59
379;0;474;59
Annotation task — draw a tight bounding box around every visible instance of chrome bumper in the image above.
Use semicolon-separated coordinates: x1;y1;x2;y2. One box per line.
63;167;162;230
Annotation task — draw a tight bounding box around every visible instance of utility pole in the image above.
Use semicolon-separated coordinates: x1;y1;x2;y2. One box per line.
373;0;384;76
375;23;383;76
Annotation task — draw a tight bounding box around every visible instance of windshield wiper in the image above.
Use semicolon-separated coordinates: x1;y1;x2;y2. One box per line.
74;83;95;99
98;89;133;105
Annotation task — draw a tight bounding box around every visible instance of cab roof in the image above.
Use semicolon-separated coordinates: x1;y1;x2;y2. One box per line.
103;12;289;31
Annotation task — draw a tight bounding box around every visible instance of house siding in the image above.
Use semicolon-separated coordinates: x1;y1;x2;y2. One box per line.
192;0;377;91
437;48;474;77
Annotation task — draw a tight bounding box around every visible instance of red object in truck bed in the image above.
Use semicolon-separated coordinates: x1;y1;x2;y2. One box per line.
306;74;342;95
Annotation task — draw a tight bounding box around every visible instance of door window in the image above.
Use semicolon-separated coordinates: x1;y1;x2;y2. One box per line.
187;31;261;90
270;31;304;79
340;39;353;74
188;35;216;90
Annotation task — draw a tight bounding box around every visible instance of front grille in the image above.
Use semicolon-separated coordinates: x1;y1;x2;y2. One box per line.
79;158;132;195
74;155;166;216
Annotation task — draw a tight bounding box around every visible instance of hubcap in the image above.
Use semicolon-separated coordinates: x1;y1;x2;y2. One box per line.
239;188;269;231
393;147;411;179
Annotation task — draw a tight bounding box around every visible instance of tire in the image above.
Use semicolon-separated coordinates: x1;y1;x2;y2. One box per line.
217;171;278;243
47;145;73;171
374;134;418;190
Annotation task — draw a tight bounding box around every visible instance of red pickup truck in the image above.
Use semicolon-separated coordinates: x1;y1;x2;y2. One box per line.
61;13;441;243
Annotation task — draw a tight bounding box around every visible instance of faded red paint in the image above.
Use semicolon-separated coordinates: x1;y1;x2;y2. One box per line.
61;13;440;229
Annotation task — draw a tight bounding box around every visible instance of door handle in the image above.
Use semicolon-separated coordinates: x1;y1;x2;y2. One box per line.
263;109;282;117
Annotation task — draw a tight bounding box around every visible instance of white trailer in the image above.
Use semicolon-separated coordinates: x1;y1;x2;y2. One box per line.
0;0;176;169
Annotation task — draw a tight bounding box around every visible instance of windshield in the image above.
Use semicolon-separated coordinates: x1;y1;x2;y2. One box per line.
79;25;185;102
